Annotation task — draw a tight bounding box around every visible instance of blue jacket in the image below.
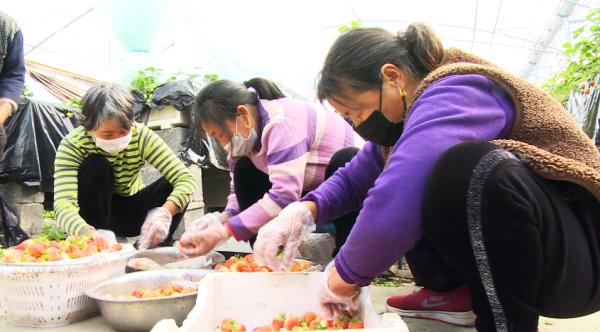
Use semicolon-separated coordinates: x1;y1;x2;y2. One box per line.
0;11;25;106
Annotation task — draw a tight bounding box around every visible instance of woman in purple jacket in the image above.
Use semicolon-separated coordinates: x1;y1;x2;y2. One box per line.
254;23;600;332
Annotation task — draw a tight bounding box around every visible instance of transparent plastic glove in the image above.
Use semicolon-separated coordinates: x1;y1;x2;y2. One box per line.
93;229;117;246
254;202;316;271
187;212;230;232
319;260;361;319
139;207;172;250
176;220;230;257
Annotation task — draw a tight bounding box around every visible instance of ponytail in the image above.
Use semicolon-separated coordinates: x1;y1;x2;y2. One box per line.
243;78;286;100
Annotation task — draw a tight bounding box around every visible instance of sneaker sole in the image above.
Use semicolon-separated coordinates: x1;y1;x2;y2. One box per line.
385;304;476;327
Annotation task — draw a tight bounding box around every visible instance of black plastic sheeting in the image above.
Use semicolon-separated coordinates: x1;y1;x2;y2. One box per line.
179;124;229;171
0;100;78;191
150;80;200;111
0;195;28;247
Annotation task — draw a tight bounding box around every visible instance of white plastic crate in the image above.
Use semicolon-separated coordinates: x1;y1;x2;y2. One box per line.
0;245;135;327
152;272;409;331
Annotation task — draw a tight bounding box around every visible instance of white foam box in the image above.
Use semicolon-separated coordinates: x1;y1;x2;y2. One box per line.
151;272;409;332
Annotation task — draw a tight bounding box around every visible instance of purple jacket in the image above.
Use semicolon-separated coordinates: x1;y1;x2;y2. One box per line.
303;74;516;286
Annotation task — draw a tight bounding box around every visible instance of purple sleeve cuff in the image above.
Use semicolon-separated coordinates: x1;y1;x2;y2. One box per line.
300;192;329;225
335;253;372;287
226;215;255;241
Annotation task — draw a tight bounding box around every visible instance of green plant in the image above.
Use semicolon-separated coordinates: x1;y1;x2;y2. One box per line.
41;224;67;241
21;85;33;99
543;8;600;103
338;20;362;33
203;73;219;83
130;67;164;103
42;210;55;220
130;67;219;103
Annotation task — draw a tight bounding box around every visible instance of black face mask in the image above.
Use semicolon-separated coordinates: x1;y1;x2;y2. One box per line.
353;81;405;147
354;110;404;146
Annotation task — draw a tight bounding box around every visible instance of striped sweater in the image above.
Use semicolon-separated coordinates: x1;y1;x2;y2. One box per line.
225;98;362;241
54;122;197;235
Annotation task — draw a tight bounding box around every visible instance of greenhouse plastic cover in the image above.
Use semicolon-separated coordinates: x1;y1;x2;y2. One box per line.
3;0;599;101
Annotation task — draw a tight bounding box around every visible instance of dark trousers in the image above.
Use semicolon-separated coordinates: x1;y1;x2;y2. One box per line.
417;141;600;332
77;155;184;241
234;147;360;254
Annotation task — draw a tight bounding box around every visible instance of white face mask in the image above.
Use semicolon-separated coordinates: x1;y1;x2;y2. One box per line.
224;116;257;157
93;130;132;154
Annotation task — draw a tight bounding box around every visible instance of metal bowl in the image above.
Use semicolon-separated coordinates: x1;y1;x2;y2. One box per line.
85;269;212;331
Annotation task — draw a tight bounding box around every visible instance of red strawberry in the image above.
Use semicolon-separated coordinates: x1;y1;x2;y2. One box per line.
285;316;301;330
15;239;33;250
272;313;286;330
28;243;45;258
347;319;364;329
131;290;143;298
332;320;348;329
303;311;317;324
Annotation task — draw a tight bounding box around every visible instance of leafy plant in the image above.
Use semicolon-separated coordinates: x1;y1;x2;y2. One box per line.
20;85;33;100
130;67;164;103
41;224;67;241
338;20;362;33
42;210;55;220
543;8;600;102
203;73;219;83
130;67;219;103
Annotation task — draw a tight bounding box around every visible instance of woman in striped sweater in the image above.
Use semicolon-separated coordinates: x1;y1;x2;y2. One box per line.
53;84;197;248
176;78;362;258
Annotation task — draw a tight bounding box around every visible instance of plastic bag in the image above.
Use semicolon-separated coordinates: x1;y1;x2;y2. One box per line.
0;100;77;191
150;80;200;111
0;196;28;248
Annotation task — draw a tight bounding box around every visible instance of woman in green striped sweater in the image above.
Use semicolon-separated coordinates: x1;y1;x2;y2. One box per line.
53;84;197;248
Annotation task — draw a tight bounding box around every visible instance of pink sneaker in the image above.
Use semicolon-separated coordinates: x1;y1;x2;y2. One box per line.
385;284;476;327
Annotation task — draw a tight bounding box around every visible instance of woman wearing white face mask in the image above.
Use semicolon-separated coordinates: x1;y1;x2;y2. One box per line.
176;78;363;257
53;84;197;249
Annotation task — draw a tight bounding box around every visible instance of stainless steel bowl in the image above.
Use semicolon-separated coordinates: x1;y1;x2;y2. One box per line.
85;269;212;331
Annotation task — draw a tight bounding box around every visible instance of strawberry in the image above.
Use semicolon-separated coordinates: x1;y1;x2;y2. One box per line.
285;316;301;330
110;243;123;251
27;243;45;258
14;239;32;250
331;320;348;329
272;313;286;330
131;290;143;298
221;318;246;332
347;318;364;329
215;263;230;272
303;311;317;324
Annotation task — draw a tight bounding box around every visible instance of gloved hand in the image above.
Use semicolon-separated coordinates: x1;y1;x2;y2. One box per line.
138;207;172;250
92;229;117;245
319;260;361;319
254;201;316;271
176;219;230;257
187;212;230;232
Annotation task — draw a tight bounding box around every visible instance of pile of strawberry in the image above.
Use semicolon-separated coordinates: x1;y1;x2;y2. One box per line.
130;283;197;299
0;225;122;263
215;254;312;273
221;312;364;331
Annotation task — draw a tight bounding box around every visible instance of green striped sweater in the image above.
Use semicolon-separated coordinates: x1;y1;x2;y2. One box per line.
53;122;197;235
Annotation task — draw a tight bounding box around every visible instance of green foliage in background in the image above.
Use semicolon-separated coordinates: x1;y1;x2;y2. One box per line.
338;20;362;33
543;8;600;102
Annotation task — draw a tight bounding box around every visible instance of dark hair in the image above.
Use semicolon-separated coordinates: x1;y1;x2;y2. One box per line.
80;83;135;131
317;23;444;101
193;77;285;130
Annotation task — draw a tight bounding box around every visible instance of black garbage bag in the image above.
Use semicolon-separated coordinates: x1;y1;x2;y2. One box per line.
150;80;200;111
0;100;78;191
131;90;151;121
0;196;28;247
179;125;228;171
